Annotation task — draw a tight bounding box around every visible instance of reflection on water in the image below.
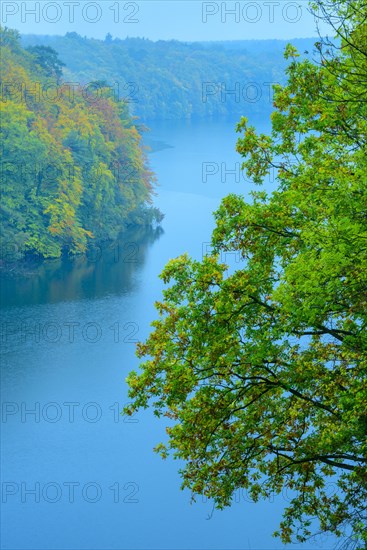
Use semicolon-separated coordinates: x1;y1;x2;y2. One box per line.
0;119;333;550
0;226;163;308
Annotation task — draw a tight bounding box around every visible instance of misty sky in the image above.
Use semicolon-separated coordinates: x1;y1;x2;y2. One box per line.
2;1;330;41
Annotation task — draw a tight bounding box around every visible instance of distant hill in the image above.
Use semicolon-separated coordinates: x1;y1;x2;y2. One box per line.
21;34;318;121
198;38;317;53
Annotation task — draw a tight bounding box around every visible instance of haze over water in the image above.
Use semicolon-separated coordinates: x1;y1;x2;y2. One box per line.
1;118;336;549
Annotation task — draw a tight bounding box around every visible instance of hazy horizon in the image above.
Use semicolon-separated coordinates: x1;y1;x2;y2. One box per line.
2;1;331;42
19;32;319;44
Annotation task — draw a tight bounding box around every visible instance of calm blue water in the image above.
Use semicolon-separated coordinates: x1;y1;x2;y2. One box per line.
1;119;333;549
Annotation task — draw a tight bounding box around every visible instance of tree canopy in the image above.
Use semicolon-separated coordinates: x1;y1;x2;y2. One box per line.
0;27;160;262
125;0;367;546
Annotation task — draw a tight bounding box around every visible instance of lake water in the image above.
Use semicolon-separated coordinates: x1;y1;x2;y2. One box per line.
1;119;332;549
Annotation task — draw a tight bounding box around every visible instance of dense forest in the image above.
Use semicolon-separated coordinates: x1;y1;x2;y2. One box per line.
1;29;315;265
0;27;161;262
21;33;316;121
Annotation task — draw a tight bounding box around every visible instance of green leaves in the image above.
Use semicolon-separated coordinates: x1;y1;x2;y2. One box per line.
0;27;158;261
125;1;366;545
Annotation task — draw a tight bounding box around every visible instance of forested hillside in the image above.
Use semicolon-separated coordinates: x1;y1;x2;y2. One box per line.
21;33;316;121
1;27;161;262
